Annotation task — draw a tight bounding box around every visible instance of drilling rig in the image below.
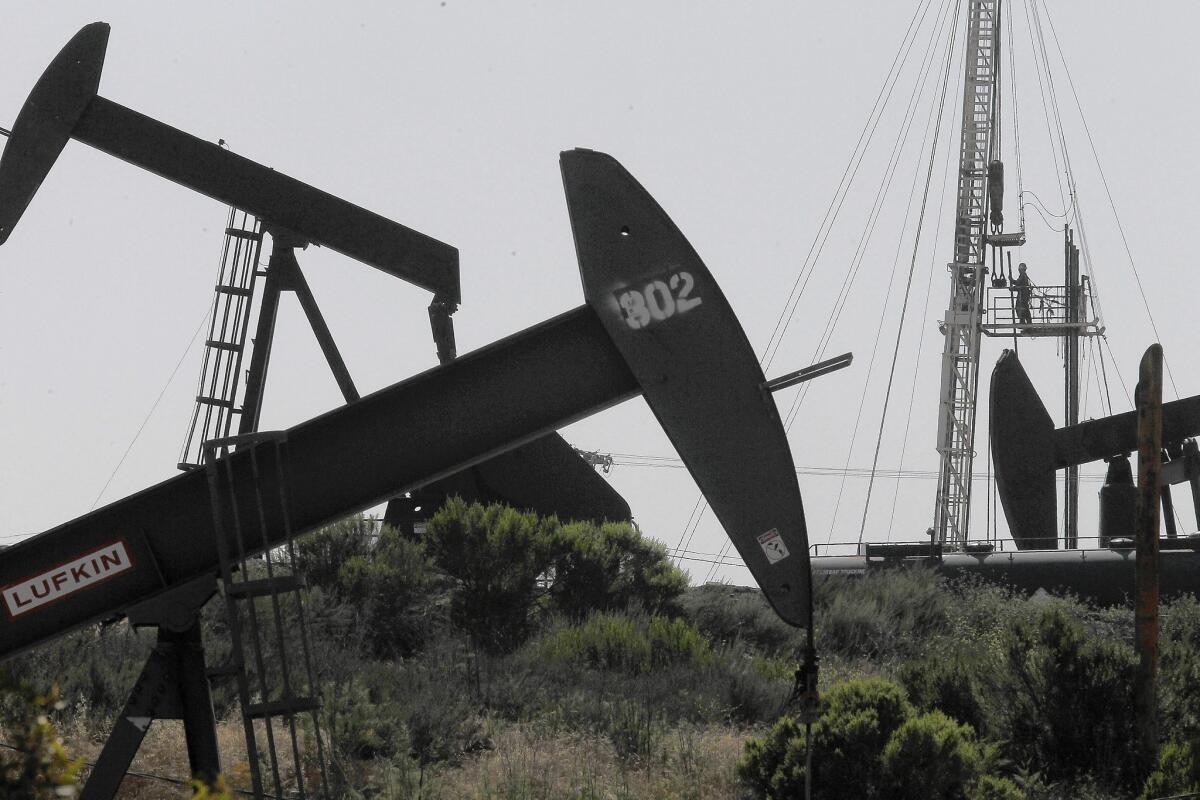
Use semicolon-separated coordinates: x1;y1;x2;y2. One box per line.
933;0;1102;549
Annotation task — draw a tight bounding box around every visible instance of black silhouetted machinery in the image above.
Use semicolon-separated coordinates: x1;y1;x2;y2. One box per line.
0;24;819;798
812;351;1200;606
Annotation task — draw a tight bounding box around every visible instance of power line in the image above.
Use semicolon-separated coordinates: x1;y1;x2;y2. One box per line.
1038;0;1180;399
604;451;1106;483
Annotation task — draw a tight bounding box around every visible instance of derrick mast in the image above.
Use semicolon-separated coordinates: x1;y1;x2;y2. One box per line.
933;0;1000;548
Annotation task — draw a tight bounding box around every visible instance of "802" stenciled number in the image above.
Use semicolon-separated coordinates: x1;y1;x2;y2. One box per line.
615;271;703;330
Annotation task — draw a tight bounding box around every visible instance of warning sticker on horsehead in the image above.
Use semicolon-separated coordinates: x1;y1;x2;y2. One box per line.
757;529;790;564
2;541;133;618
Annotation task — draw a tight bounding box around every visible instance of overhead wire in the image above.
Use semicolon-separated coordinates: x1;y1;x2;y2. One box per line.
783;0;955;436
1101;336;1133;410
683;0;944;578
858;0;960;548
603;451;1106;483
89;304;212;510
1005;0;1027;237
1039;0;1180;398
884;13;964;544
760;0;940;373
1018;190;1070;219
1022;0;1071;221
819;0;959;546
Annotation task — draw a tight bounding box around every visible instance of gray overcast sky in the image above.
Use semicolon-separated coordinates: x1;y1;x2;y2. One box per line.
2;2;1197;585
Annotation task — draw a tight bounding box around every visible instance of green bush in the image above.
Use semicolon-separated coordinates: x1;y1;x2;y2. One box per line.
294;516;375;592
423;499;560;652
422;500;691;652
816;567;951;660
724;656;789;724
679;584;800;655
1160;597;1200;742
0;670;83;798
969;774;1026;800
1140;739;1200;800
602;699;666;762
336;526;446;658
898;652;989;736
535;611;711;674
997;607;1139;790
7;622;153;724
322;652;483;768
550;521;687;619
880;711;983;800
738;677;914;799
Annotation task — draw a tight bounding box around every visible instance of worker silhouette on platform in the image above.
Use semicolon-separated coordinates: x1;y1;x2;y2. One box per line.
1010;262;1033;325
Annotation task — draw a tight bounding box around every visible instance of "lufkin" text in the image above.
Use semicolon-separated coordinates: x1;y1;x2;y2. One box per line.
2;541;132;618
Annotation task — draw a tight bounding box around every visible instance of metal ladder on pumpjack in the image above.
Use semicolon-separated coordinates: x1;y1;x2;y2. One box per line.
180;208;330;797
178;208;264;471
204;430;330;799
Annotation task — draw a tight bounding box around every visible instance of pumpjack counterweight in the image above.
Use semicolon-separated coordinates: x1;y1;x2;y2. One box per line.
0;149;814;660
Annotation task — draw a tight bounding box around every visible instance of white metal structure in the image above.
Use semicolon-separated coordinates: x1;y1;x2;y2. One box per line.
932;0;999;548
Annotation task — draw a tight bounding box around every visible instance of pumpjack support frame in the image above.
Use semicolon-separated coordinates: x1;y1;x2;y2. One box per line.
0;148;814;661
1;23;820;800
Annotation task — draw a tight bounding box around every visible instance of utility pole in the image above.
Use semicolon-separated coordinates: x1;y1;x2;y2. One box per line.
1063;229;1081;548
1134;343;1163;773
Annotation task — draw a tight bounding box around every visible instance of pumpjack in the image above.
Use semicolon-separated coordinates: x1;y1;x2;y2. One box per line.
813;351;1200;607
0;23;819;798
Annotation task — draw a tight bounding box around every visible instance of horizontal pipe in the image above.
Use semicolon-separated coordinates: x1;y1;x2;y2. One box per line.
813;547;1200;606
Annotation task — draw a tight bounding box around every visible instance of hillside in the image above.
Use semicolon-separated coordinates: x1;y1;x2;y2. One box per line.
4;503;1200;799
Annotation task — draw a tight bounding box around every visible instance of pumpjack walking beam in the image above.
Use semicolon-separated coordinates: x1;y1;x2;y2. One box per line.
0;22;459;302
0;148;814;661
991;350;1200;548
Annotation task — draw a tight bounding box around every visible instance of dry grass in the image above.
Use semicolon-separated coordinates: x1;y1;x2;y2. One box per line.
64;716;324;798
423;723;751;800
58;717;752;799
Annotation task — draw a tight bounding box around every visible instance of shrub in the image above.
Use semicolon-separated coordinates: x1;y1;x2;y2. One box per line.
602;700;666;762
969;774;1026;800
997;606;1139;790
880;711;983;800
813;678;915;795
423;499;560;652
724;656;789;724
898;652;989;736
294;516;375;592
550;521;687;619
738;677;914;799
679;584;800;655
322;652;483;768
7;622;153;724
816;567;951;660
335;526;445;658
1140;739;1200;800
535;611;711;675
1160;597;1200;741
0;670;83;798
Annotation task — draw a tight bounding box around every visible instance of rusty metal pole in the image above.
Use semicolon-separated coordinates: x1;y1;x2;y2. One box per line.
1134;343;1163;773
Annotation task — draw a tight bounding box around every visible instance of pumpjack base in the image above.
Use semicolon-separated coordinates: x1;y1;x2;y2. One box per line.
81;577;220;800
